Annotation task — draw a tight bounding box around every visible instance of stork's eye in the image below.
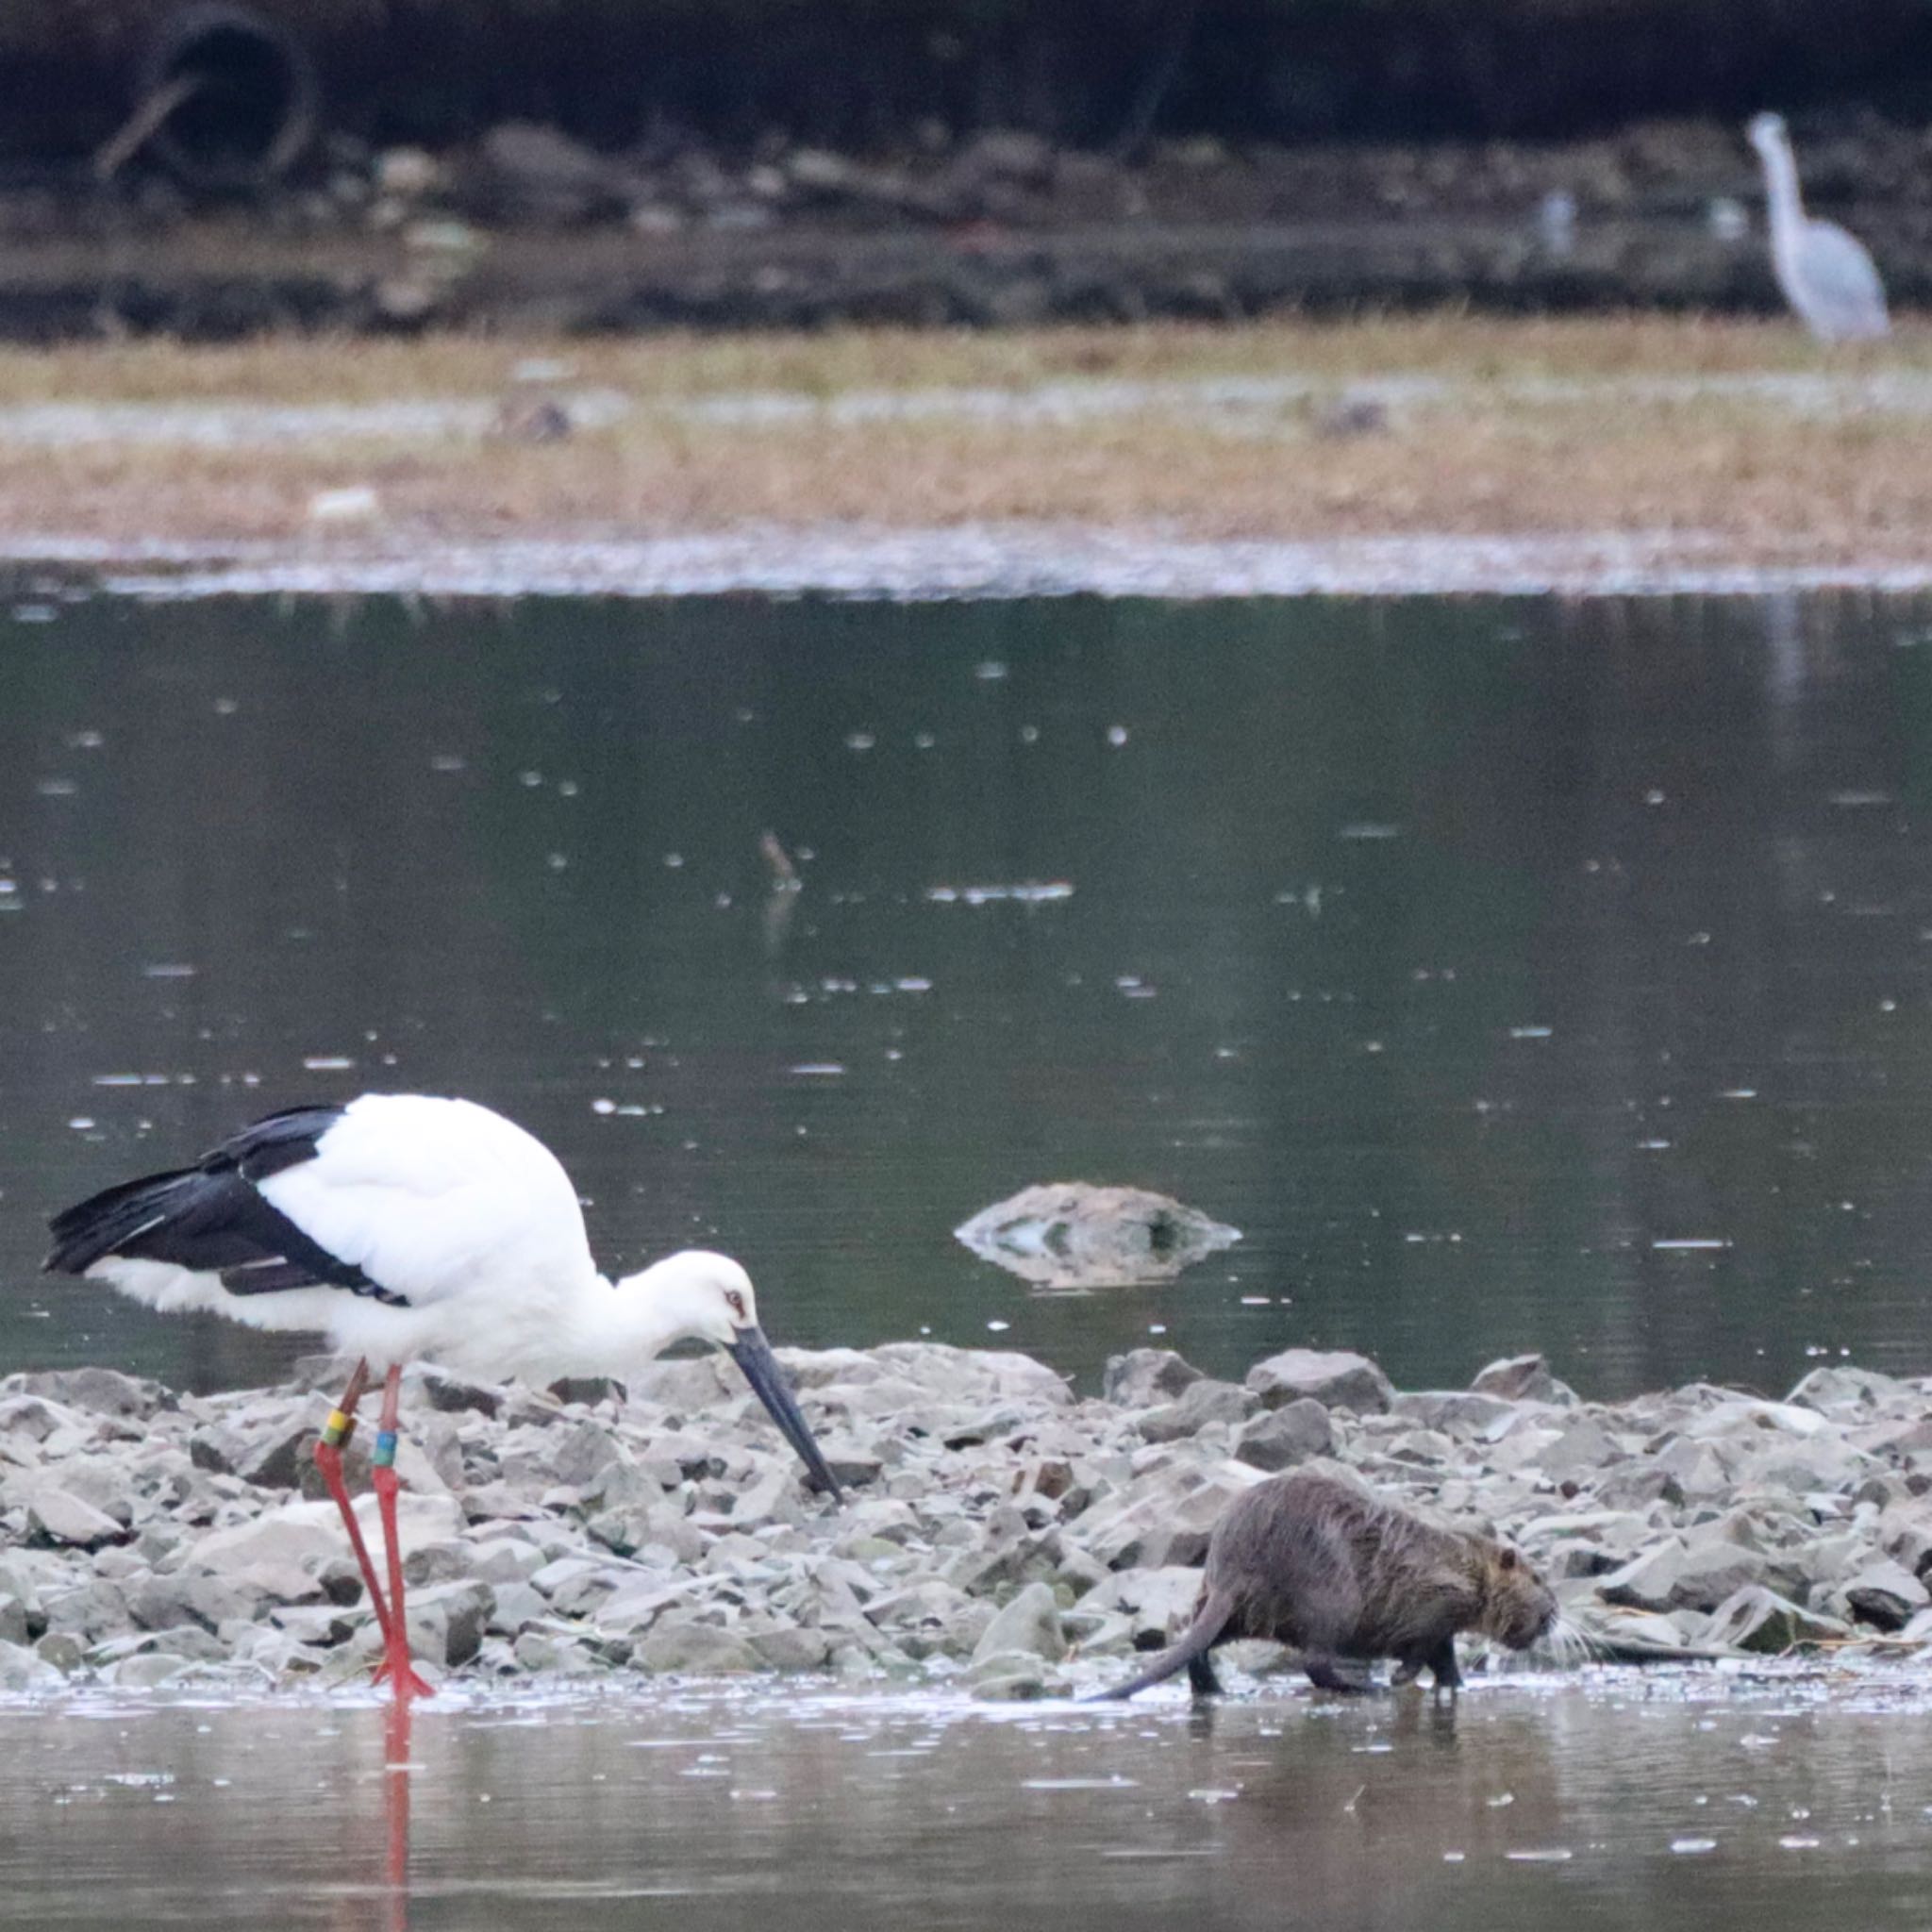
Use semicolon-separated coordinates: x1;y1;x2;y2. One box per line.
724;1290;746;1320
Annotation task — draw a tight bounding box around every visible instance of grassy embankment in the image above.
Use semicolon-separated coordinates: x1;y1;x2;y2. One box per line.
3;316;1927;564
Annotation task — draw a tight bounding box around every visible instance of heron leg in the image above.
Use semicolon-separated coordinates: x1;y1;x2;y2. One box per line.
370;1362;431;1702
312;1357;397;1647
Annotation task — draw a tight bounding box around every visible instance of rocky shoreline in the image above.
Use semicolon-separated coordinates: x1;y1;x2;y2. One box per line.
1;1340;1928;1699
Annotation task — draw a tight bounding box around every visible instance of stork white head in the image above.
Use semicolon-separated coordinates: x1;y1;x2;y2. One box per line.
621;1250;842;1501
1748;111;1788;158
635;1249;762;1347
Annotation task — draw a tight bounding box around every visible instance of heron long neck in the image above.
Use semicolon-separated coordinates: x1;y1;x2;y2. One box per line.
1757;133;1807;249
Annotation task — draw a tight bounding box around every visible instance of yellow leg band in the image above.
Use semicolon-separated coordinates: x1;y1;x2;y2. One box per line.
321;1408;354;1447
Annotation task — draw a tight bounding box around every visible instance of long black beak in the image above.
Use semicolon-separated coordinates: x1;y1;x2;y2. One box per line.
726;1325;843;1503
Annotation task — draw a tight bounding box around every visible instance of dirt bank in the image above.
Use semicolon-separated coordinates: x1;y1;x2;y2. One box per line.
0;319;1928;596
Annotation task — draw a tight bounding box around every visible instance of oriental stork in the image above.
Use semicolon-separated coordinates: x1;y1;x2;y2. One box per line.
43;1093;841;1700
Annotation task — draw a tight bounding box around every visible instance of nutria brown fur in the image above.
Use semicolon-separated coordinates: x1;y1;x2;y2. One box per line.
1100;1469;1557;1698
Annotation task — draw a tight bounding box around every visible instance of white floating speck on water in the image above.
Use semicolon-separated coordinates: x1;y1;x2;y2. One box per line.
926;882;1073;906
790;1064;846;1076
845;732;876;752
591;1099;616;1115
974;661;1008;681
142;963;197;979
1670;1839;1718;1855
1653;1238;1732;1251
1508;1025;1553;1040
1505;1849;1572;1863
1107;725;1129;747
301;1056;355;1072
1338;823;1400;840
986;1320;1010;1332
1778;1836;1822;1850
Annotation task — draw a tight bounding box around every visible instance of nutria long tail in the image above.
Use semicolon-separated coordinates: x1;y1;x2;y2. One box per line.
1090;1591;1235;1701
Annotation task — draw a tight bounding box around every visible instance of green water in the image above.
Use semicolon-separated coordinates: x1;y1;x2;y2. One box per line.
4;586;1932;1399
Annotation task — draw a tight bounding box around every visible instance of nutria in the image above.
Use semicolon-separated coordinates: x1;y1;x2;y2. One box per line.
1099;1469;1557;1698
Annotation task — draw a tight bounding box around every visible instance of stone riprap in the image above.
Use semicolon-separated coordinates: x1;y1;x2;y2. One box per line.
0;1341;1927;1697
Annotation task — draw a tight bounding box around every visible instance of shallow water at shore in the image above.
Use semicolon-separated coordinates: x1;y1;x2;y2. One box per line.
10;1674;1932;1931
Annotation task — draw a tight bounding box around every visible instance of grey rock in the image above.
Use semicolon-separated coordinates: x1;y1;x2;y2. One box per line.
108;1651;191;1689
1595;1541;1689;1614
469;1537;548;1585
1470;1355;1574;1405
954;1181;1238;1290
549;1420;625;1489
1234;1399;1335;1472
126;1571;275;1633
4;1368;171;1420
1787;1365;1915;1419
1840;1559;1929;1632
0;1595;29;1647
1103;1350;1206;1407
745;1625;834;1672
511;1627;604;1674
1072;1462;1260;1571
404;1581;493;1668
33;1632;84;1674
635;1619;763;1675
943;1523;1064;1597
1599;1539;1766;1615
483;1580;548;1636
409;1367;505;1418
1139;1380;1258;1443
548;1376;626;1407
0;1394;87;1444
1245;1349;1392;1416
1391;1391;1517;1437
26;1487;126;1551
585;1503;706;1565
971;1582;1066;1664
965;1650;1055;1700
866;1579;995;1659
1078;1566;1204;1648
814;1439;884;1489
1702;1586;1852;1654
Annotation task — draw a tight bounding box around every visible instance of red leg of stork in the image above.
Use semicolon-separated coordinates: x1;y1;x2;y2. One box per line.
313;1359;399;1647
371;1361;431;1702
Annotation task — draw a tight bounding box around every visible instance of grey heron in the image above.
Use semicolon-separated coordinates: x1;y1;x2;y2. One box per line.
1747;111;1889;342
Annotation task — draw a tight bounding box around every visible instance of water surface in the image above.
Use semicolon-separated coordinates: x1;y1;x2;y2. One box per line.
3;585;1932;1398
7;1675;1932;1930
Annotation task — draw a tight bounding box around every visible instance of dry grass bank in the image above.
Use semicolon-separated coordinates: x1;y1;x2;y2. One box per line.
2;316;1929;568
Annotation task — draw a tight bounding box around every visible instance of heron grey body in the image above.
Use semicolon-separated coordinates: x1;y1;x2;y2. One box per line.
1747;112;1888;342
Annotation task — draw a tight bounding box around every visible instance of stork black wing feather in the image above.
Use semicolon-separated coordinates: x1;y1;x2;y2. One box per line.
42;1101;408;1306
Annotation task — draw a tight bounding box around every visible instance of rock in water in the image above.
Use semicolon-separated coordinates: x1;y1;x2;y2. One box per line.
954;1182;1239;1289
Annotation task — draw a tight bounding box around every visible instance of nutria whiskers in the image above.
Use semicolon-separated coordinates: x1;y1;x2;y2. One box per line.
1098;1469;1557;1698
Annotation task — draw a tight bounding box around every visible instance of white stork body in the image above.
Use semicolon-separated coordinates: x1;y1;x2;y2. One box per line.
44;1093;841;1700
86;1095;650;1379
